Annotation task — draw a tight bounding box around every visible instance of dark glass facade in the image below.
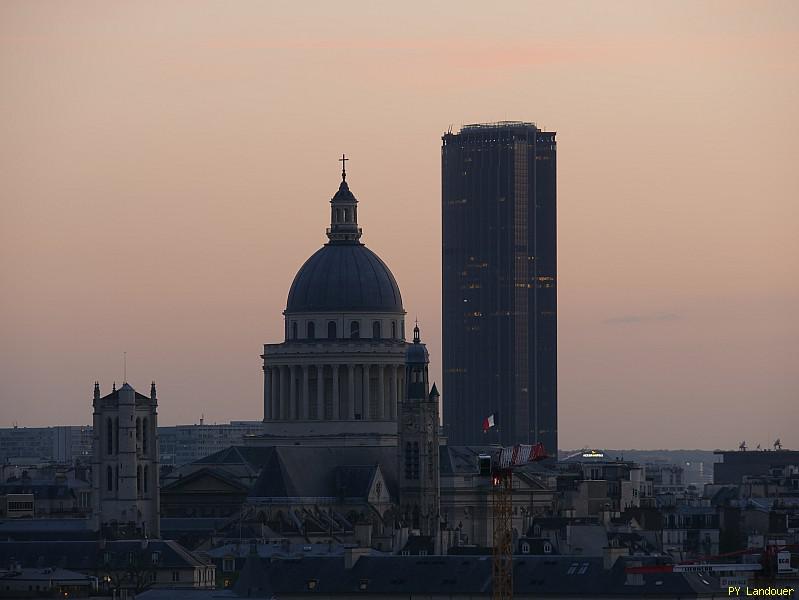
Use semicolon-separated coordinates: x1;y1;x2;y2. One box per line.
441;122;557;451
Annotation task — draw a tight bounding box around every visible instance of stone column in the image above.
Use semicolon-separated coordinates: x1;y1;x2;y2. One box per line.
389;365;397;420
279;365;288;420
263;367;271;421
332;365;340;420
316;365;325;420
377;364;385;420
302;365;310;420
347;364;356;420
289;366;297;420
362;364;371;420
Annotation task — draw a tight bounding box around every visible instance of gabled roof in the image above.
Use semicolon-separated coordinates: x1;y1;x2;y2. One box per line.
160;467;250;494
247;446;397;500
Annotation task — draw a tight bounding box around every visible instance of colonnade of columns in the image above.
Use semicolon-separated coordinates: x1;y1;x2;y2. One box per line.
263;363;405;422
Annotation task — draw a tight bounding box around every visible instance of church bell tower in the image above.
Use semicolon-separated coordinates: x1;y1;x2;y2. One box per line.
92;380;160;538
398;324;440;536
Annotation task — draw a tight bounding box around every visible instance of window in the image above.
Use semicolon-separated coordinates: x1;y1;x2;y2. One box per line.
307;321;315;340
106;418;113;455
136;417;141;440
327;321;337;340
106;466;113;492
292;321;298;339
391;321;397;339
142;417;149;454
151;551;160;565
223;558;235;572
172;571;180;582
372;321;381;339
521;542;530;554
144;465;149;493
350;321;360;339
137;466;142;493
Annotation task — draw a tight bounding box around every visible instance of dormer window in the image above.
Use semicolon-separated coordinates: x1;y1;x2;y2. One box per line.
350;321;360;339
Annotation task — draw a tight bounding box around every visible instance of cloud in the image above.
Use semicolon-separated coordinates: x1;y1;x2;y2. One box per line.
603;312;680;325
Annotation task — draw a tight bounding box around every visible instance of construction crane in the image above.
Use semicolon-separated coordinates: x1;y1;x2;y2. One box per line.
484;442;548;600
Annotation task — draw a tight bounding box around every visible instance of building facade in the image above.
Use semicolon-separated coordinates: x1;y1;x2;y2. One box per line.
441;122;557;450
261;167;409;444
91;382;160;538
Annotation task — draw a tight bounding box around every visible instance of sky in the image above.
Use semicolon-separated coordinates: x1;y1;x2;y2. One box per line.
1;1;797;450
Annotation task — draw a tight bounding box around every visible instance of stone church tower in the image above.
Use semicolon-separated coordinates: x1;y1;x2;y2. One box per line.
398;324;440;536
92;381;160;538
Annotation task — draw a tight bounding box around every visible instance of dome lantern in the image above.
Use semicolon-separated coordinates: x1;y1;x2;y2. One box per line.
326;154;362;243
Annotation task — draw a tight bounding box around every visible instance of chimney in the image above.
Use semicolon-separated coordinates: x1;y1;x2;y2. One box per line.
603;545;628;570
344;547;370;570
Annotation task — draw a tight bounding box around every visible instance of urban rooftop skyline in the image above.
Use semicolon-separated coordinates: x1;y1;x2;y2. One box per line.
1;2;797;450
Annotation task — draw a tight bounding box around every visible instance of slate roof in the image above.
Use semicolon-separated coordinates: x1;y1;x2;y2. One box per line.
0;540;211;571
231;554;722;597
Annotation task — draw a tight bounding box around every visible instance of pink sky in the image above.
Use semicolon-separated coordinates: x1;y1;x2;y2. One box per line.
1;1;797;449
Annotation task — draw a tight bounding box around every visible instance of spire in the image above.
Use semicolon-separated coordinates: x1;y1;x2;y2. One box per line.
326;155;362;243
429;383;439;400
150;381;157;401
93;381;100;401
112;381;116;392
413;319;420;344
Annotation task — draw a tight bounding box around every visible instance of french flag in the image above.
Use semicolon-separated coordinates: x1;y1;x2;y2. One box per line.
482;413;496;433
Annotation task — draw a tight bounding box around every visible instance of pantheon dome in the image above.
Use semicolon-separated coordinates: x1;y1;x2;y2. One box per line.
286;232;403;314
261;165;410;444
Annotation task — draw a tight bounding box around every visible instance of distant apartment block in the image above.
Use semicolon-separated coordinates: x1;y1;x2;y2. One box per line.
0;422;263;467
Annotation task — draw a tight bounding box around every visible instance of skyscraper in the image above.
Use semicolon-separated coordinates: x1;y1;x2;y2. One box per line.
441;122;557;451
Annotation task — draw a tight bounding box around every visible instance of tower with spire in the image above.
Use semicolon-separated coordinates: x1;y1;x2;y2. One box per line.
91;379;160;538
398;323;441;537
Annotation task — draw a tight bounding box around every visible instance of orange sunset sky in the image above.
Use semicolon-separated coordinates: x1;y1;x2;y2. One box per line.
1;1;797;449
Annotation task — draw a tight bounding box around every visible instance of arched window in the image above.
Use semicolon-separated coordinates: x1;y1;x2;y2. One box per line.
142;418;149;454
350;321;360;339
106;418;113;455
115;466;119;491
114;417;119;454
137;466;142;493
412;442;420;479
136;417;141;440
327;321;337;340
292;321;298;339
307;321;315;340
144;465;149;493
391;321;397;339
401;320;405;339
343;208;349;222
372;321;381;340
106;466;113;491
